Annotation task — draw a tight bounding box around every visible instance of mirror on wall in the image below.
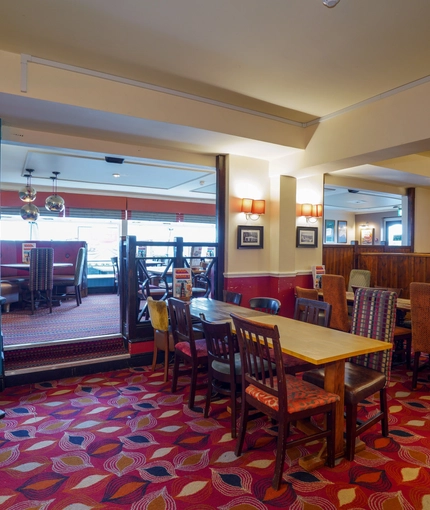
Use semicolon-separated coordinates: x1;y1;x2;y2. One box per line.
323;184;408;246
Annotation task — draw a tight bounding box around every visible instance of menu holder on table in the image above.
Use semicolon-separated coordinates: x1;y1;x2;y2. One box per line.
173;268;192;300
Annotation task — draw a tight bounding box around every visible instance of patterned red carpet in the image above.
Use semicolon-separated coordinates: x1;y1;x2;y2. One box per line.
0;362;429;509
2;294;120;346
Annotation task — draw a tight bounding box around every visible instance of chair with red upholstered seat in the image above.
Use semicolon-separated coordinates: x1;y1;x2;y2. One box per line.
231;313;339;490
303;288;396;461
168;297;208;410
321;274;350;332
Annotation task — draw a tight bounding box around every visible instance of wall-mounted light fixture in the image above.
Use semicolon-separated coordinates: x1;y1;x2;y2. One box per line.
241;198;265;221
298;203;323;223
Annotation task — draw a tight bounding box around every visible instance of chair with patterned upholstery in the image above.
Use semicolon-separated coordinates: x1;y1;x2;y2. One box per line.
249;297;281;315
303;288;396;461
321;274;350;332
347;269;371;292
27;248;54;314
168;297;208;410
54;247;86;306
147;296;175;383
231;313;339;490
410;282;430;389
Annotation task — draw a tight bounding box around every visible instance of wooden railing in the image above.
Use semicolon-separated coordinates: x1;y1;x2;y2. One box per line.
322;244;421;297
119;236;220;343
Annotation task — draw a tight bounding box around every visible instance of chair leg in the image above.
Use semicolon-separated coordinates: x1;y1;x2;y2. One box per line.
151;338;158;373
204;371;212;418
48;289;53;313
345;402;358;461
188;364;198;410
171;353;180;393
230;392;237;439
30;290;35;315
380;388;389;436
325;405;336;468
412;351;421;389
406;338;412;369
163;345;170;383
235;398;250;457
272;419;288;490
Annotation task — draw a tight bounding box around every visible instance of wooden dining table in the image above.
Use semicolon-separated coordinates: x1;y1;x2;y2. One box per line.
189;297;391;468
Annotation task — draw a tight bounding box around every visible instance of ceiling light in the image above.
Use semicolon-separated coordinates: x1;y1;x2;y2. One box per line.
45;172;65;213
19;169;37;202
323;0;340;6
112;173;121;178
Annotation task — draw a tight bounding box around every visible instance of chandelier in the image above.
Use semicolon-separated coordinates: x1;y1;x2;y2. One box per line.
45;171;65;213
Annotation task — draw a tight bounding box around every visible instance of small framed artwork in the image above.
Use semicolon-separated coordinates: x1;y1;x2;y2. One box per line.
296;226;318;248
237;225;264;249
360;227;375;245
324;219;335;243
337;220;347;243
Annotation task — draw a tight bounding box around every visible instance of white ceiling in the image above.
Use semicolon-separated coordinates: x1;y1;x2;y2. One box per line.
1;0;430;205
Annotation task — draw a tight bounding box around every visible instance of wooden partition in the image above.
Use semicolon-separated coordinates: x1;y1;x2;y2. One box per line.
323;244;416;296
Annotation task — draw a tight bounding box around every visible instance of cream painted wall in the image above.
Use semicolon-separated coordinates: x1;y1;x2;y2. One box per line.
415;188;430;253
295;175;324;272
226;155;271;276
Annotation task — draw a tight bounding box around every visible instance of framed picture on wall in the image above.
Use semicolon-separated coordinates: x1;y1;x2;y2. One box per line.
337;220;347;243
324;219;335;243
296;226;318;248
360;228;375;245
237;225;264;249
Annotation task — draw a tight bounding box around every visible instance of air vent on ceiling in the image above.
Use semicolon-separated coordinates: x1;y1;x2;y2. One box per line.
348;189;359;193
105;156;124;164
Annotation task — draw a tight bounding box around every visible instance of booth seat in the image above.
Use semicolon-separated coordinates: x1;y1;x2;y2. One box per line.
0;280;20;312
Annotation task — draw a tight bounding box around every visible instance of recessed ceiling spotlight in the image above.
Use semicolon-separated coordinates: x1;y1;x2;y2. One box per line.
112;173;120;178
323;0;340;6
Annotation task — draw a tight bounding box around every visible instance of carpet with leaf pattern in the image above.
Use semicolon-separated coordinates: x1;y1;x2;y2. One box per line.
0;362;429;509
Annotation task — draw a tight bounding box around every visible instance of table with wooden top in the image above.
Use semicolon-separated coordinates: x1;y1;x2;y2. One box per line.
189;297;391;468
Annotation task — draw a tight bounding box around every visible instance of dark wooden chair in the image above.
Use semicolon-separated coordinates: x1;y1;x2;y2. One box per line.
304;288;396;461
249;297;281;315
274;297;331;375
231;313;339;490
223;290;242;305
410;282;430;389
192;258;215;298
168;297;208;410
200;314;241;438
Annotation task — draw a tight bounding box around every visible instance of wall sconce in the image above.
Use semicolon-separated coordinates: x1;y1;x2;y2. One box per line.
299;203;323;223
241;198;265;221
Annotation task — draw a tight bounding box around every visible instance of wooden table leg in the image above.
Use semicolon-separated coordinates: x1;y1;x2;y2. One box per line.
323;359;345;458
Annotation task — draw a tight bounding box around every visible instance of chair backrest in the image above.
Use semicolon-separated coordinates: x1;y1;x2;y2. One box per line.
168;297;198;356
223;290;242;306
321;274;350;332
193;258;215;297
410;282;430;353
349;288;397;384
373;286;403;297
348;269;371;292
294;297;331;327
249;297;281;315
111;256;119;278
295;286;319;301
231;313;281;399
74;247;86;286
147;296;169;332
200;313;237;373
29;248;54;291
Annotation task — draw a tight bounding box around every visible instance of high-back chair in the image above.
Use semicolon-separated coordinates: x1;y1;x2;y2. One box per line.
54;247;86;306
410;282;430;389
223;290;242;306
200;314;241;438
321;274;350;332
147;296;175;383
168;297;208;410
231;313;339;490
347;269;371;293
28;248;54;314
276;297;332;375
304;288;396;461
111;256;120;295
249;297;281;315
